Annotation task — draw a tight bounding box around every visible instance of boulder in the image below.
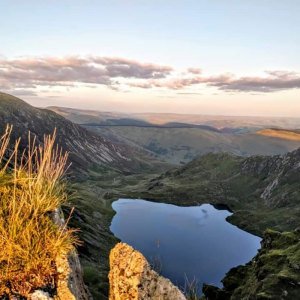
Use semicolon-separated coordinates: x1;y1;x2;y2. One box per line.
108;243;186;300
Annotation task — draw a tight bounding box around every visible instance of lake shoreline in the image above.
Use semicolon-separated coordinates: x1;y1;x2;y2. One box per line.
110;198;262;292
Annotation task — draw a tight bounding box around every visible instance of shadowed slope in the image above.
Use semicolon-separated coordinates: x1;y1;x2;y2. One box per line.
0;92;162;174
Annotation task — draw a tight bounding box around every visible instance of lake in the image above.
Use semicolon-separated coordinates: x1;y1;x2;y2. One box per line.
110;198;261;292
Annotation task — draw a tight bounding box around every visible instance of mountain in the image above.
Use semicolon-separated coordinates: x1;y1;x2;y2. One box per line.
133;113;300;130
4;96;300;299
0;92;167;174
49;107;300;164
84;126;300;164
129;147;300;237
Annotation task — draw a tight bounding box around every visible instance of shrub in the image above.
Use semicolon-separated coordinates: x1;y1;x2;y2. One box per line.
0;125;79;298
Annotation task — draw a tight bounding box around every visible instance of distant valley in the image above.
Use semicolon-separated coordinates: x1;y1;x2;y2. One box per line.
49;106;300;164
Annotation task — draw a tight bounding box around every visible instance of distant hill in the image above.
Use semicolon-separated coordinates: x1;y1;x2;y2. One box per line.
48;107;300;130
49;106;300;164
0;92;166;174
83;126;300;164
257;128;300;141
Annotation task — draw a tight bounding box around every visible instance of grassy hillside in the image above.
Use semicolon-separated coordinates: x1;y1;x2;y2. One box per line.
124;149;300;237
257;128;300;141
202;228;300;300
0;92;169;175
85;125;300;164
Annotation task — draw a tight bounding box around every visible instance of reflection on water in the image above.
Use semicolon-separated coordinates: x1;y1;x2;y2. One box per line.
110;198;261;291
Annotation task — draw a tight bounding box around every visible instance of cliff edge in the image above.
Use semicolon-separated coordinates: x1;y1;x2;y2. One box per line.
108;243;186;300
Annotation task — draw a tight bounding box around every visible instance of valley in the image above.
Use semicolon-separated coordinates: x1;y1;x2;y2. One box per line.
83;126;300;164
1;92;300;299
49;106;300;164
3;2;300;299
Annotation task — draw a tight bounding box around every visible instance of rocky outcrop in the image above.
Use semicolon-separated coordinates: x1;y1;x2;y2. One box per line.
108;243;186;300
241;148;300;203
30;290;53;300
29;250;92;300
55;251;92;300
29;208;93;300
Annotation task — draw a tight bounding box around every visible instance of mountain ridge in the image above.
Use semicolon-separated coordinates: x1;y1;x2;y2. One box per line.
48;106;300;164
0;92;165;175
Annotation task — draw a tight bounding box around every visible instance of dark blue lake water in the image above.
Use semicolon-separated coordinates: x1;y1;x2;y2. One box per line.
110;198;261;291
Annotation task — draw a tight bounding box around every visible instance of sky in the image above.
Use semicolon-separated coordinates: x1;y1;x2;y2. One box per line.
1;0;300;117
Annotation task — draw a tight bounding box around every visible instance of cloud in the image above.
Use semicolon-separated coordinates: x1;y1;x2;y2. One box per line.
176;93;203;96
129;73;233;90
158;96;188;99
0;55;173;91
187;67;202;74
211;71;300;92
127;82;153;89
1;55;299;94
129;71;300;93
92;57;173;79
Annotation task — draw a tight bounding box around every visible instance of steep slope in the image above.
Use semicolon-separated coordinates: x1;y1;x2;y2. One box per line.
0;92;160;174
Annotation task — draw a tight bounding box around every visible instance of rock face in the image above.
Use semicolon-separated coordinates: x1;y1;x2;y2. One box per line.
28;208;93;300
108;243;186;300
31;290;53;300
55;251;92;300
52;208;93;300
29;250;92;300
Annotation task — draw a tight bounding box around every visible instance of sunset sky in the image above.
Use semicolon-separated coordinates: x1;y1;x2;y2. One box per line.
1;0;300;117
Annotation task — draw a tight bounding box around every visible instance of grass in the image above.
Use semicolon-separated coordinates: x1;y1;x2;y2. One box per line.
0;125;79;298
182;275;200;300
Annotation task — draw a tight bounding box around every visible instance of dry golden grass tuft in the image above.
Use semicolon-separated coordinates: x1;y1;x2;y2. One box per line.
0;125;79;298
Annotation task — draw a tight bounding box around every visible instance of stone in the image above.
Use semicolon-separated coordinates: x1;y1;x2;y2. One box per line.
108;243;187;300
52;208;93;300
30;290;52;300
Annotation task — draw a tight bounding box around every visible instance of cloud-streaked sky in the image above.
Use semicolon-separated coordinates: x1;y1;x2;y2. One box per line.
1;0;300;117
